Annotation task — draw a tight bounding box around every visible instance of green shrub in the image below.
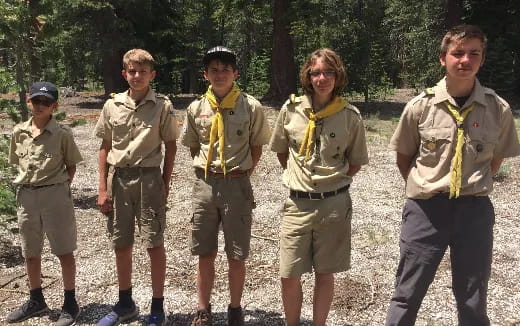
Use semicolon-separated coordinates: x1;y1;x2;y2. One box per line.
0;98;21;123
0;136;17;224
70;119;87;128
54;111;67;121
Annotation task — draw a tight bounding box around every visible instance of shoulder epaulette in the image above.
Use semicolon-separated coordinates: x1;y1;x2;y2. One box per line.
346;104;361;115
289;94;302;104
156;93;169;100
59;124;73;133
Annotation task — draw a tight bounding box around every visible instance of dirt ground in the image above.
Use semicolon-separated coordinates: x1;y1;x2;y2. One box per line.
0;90;519;326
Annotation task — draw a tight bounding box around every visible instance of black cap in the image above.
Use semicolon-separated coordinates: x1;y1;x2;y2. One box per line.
29;82;58;101
202;46;236;66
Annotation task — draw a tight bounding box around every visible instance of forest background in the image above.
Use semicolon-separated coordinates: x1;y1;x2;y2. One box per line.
1;0;520;121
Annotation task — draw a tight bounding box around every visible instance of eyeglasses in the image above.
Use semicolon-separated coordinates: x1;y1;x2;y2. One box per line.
31;98;55;106
309;70;336;79
126;70;151;76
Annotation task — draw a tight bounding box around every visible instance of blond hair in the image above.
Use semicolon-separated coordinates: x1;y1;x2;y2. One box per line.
122;49;156;69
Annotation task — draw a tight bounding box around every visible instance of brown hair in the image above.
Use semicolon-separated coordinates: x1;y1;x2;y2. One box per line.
440;24;487;57
300;48;347;96
122;49;156;70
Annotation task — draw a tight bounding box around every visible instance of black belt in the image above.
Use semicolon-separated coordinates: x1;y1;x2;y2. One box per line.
114;166;159;177
195;168;249;179
20;183;56;189
290;184;350;200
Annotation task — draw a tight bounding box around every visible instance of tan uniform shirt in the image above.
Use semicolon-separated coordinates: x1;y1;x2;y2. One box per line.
390;77;520;199
95;89;179;167
9;117;83;186
181;92;271;172
270;95;369;192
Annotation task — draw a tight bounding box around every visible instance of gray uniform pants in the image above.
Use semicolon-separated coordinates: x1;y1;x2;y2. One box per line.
385;194;494;326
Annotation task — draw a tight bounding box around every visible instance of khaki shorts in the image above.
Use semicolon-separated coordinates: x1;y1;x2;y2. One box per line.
108;166;166;249
17;182;77;258
190;169;254;260
279;191;352;278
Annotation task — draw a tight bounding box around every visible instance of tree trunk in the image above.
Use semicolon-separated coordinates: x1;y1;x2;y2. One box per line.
445;0;463;28
15;45;28;122
28;0;40;84
102;51;127;96
263;0;296;103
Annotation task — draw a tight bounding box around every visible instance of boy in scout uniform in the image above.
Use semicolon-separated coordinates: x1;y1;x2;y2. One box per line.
7;82;83;326
385;25;520;326
181;46;270;326
95;49;178;326
269;48;369;326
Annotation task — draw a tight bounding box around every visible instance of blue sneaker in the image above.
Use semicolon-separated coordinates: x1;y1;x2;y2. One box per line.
97;301;138;326
147;310;166;326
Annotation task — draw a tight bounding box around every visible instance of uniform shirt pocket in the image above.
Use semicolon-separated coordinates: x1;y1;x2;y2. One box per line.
226;113;249;141
466;127;498;163
195;117;212;141
110;116;130;143
417;127;453;168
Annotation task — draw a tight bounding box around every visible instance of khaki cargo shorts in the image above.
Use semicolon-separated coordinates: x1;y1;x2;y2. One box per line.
17;182;77;258
108;166;166;249
279;191;353;278
190;169;254;260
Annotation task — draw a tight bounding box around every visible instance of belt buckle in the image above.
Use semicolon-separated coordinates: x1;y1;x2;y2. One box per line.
309;192;322;200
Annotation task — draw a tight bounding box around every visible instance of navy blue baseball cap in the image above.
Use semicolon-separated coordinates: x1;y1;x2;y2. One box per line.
29;82;59;101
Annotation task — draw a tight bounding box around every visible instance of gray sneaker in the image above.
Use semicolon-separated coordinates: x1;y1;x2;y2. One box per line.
191;305;212;326
55;306;81;326
97;301;138;326
6;299;49;323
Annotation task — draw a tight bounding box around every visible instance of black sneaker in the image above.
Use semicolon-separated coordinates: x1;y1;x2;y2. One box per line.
147;310;166;326
55;305;81;326
6;298;49;323
227;305;244;326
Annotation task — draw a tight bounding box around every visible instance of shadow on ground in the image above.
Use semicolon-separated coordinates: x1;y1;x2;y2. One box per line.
73;194;98;210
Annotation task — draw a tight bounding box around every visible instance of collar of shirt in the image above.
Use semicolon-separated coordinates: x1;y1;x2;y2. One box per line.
113;88;158;109
300;95;313;112
19;116;60;136
432;77;487;109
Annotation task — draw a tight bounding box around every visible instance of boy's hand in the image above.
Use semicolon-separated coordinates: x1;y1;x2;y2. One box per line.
98;191;113;215
164;184;170;202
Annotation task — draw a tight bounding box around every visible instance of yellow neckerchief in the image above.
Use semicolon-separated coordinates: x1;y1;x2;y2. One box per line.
298;96;348;160
445;101;474;198
204;84;241;178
